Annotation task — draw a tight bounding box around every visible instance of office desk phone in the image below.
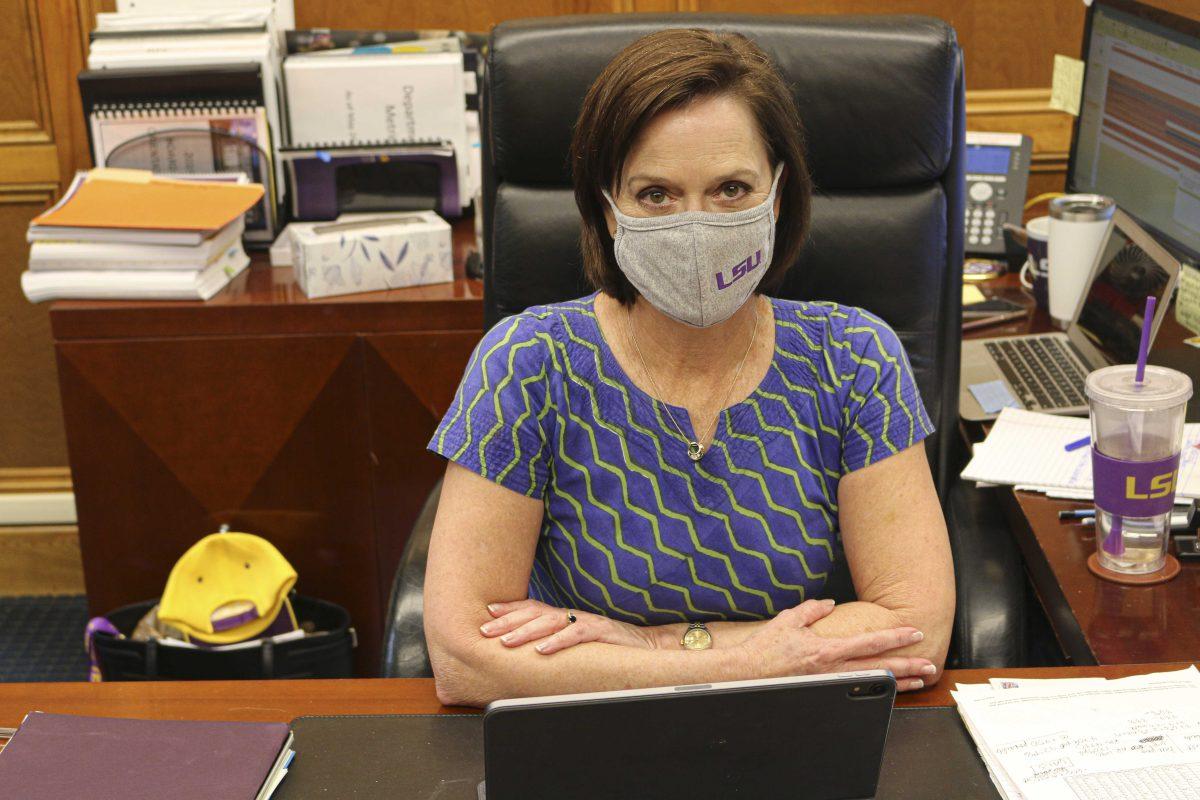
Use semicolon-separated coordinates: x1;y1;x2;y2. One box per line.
964;131;1032;257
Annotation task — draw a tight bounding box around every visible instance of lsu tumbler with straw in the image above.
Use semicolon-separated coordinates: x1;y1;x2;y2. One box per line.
1085;296;1192;579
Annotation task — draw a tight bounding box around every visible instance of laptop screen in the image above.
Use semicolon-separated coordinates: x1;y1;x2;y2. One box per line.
1074;226;1173;364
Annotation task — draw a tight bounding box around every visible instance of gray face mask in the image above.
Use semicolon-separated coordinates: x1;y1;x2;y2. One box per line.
602;163;783;328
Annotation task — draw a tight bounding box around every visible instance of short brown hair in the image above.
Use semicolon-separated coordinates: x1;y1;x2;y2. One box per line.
570;28;813;306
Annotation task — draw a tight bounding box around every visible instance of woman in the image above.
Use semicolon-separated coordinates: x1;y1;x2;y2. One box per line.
424;28;954;708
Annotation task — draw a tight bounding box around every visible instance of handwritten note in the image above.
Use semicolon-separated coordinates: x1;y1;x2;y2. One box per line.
1050;54;1086;116
1176;264;1200;336
960;408;1200;502
953;667;1200;800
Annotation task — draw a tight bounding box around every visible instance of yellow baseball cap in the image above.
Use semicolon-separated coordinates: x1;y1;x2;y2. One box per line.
158;531;297;645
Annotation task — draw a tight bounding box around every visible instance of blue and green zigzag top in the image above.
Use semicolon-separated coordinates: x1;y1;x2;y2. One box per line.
429;293;934;624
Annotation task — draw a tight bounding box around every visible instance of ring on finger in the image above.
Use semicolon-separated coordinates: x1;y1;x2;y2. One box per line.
566;610;578;625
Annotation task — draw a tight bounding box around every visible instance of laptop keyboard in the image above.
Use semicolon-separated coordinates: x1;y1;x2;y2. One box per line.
984;336;1089;411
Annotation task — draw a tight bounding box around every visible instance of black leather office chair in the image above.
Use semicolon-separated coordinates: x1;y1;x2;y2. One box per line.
382;13;1025;678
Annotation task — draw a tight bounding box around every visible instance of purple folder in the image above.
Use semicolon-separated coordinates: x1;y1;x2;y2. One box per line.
0;712;290;799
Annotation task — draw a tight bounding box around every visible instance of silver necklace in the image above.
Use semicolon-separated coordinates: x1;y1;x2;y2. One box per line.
623;300;761;462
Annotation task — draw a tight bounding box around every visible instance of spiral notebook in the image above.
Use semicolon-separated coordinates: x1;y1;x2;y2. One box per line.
960;407;1200;502
79;64;276;240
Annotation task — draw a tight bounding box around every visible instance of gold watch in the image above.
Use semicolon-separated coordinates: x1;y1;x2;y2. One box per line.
681;622;712;650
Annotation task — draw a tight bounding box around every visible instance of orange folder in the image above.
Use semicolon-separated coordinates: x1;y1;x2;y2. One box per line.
33;169;265;232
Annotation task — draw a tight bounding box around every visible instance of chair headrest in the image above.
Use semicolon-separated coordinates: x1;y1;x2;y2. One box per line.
487;13;959;190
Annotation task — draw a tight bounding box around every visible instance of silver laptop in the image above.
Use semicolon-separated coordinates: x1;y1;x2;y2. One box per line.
960;208;1181;421
481;671;895;800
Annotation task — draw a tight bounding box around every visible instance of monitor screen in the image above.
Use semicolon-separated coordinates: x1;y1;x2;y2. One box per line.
966;145;1011;175
1070;1;1200;264
1075;226;1173;364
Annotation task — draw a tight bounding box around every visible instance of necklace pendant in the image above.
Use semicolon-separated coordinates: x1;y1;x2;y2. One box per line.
687;441;704;461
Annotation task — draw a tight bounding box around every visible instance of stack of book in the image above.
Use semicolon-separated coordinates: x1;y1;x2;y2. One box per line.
22;169;264;303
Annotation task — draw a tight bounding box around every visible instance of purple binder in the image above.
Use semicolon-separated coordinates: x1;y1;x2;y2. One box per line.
0;712;290;799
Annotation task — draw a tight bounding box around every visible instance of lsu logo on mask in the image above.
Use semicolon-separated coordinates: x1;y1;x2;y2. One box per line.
715;249;762;290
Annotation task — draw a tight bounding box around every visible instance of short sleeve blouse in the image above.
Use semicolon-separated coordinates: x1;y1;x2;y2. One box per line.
430;294;934;624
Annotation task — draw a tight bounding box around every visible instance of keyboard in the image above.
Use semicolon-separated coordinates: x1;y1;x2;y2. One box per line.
984;336;1090;412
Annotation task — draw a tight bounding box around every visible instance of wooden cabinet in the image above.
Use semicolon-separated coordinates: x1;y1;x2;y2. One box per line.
49;234;483;676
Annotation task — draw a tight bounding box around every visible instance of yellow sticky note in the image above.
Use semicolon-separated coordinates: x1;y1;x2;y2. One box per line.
963;284;987;306
1176;264;1200;335
1050;54;1085;116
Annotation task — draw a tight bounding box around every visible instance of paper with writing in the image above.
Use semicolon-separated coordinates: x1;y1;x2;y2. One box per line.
1050;54;1085;116
953;667;1200;800
1176;265;1200;336
960;408;1200;503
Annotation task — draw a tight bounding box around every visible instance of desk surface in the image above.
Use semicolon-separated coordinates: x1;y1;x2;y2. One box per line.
966;274;1200;666
0;665;1195;730
1004;490;1200;665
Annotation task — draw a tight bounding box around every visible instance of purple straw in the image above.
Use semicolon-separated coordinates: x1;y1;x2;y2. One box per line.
1134;295;1156;384
1103;516;1125;557
1107;295;1157;559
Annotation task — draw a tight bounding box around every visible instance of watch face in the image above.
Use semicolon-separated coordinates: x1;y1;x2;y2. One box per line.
682;626;712;650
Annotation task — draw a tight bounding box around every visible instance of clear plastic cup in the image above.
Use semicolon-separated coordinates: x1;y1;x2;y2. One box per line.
1085;364;1192;574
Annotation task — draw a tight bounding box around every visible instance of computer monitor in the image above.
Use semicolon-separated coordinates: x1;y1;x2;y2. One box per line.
1068;0;1200;266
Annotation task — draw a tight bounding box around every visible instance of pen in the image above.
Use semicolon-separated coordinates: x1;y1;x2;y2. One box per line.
1059;508;1198;530
1064;436;1091;452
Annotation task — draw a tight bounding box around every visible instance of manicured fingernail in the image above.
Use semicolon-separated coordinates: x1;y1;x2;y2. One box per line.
921;664;937;675
822;598;836;606
480;622;498;635
534;643;548;653
910;631;924;643
500;634;514;645
487;604;501;614
910;679;924;690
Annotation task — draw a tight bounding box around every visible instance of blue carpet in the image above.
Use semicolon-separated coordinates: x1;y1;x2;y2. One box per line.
0;595;90;682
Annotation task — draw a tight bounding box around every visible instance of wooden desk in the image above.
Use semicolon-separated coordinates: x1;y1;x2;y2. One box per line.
0;664;1195;731
1002;490;1200;665
48;220;484;676
965;274;1200;666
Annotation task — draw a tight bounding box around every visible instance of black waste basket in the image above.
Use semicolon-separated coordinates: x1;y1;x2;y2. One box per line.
91;594;355;680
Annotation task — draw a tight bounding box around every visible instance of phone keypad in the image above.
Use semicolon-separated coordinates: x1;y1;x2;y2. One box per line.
964;200;1008;249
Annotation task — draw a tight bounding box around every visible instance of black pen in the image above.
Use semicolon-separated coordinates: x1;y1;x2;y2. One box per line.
1059;507;1197;530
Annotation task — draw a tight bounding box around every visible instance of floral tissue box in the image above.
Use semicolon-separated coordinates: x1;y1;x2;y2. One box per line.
290;211;452;298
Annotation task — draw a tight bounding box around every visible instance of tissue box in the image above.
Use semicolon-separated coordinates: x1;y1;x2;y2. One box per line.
290;211;452;298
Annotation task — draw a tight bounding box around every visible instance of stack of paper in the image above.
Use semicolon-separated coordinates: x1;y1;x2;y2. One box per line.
961;408;1200;502
21;169;262;302
953;667;1200;800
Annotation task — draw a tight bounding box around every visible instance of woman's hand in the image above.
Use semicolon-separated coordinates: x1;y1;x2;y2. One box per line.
738;599;936;691
480;599;660;654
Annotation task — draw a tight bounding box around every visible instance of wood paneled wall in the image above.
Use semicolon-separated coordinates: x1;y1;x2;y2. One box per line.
0;0;92;473
297;0;1090;91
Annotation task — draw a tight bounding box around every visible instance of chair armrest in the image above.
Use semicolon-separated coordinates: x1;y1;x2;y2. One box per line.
380;479;442;678
943;479;1026;668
